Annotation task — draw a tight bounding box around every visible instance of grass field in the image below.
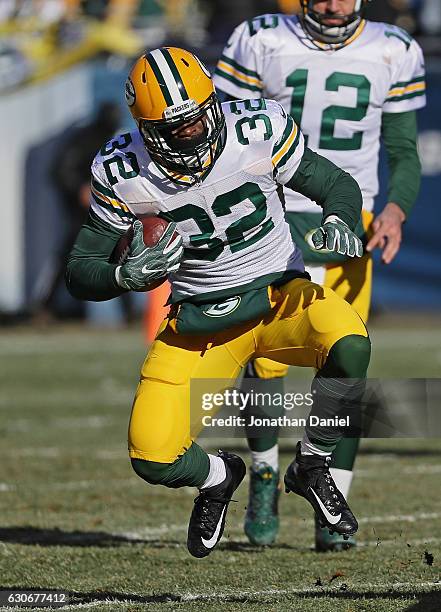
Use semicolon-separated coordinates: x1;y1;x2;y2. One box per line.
0;317;440;611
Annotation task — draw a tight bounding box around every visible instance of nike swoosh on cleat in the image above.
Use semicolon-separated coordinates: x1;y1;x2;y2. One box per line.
309;488;341;525
201;506;227;549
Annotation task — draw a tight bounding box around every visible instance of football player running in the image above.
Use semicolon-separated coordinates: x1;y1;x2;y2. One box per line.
66;47;371;558
213;0;426;551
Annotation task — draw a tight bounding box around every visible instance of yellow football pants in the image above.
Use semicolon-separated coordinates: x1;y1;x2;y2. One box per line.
128;278;367;463
254;211;373;380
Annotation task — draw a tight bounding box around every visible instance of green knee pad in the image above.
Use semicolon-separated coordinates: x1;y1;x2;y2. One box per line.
131;442;210;489
321;334;371;379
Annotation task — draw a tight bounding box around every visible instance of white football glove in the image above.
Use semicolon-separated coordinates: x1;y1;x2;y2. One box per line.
115;220;183;291
306;215;363;258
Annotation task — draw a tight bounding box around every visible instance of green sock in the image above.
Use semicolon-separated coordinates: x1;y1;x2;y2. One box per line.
242;363;284;452
332;437;360;471
305;334;371;452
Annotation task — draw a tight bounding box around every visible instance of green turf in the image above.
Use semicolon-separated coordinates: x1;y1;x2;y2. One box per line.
0;321;440;611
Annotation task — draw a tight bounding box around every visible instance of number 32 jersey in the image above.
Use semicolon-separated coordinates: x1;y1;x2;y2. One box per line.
90;100;306;300
213;14;426;213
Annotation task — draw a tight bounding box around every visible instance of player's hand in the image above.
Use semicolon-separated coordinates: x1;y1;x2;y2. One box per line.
306;215;363;258
366;202;406;264
116;220;183;290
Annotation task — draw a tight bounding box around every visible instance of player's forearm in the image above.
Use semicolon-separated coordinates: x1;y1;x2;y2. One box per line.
65;211;127;301
285;148;362;231
382;111;421;218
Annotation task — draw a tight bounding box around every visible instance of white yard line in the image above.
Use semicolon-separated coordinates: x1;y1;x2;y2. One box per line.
0;336;144;356
0;448;126;459
1;416;115;432
0;471;440;528
357;511;441;525
3;447;441;480
118;523;441;543
283;511;441;527
119;524;187;538
0;478;138;493
356;464;441;477
116;511;441;531
1;327;439;356
369;329;441;348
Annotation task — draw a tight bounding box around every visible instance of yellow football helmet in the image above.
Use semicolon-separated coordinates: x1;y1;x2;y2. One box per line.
125;47;225;180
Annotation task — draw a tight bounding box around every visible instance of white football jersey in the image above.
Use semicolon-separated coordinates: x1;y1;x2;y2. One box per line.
213;15;426;213
90;100;306;300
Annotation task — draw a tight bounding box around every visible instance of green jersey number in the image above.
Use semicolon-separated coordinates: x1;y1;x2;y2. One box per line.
286;69;371;151
100;132;132;156
230;99;273;145
166;102;275;259
213;183;274;253
166;182;273;261
247;15;278;37
162;204;224;262
165;101;274;260
101;132;140;186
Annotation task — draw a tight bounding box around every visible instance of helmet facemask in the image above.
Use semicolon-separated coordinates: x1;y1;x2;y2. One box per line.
300;0;368;47
139;93;226;182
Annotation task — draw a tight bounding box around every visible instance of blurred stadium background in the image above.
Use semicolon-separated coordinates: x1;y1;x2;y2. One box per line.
0;0;440;324
0;2;440;610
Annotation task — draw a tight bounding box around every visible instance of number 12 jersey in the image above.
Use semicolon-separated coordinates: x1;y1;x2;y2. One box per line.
213;14;426;214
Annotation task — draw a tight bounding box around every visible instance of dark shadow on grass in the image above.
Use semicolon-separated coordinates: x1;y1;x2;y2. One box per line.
0;526;181;548
4;586;440;607
404;591;441;611
219;540;309;553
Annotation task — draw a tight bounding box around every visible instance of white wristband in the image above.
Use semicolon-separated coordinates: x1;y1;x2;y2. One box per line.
323;214;344;225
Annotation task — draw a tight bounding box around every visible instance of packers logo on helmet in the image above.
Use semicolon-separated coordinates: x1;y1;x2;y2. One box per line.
300;0;371;47
126;47;226;182
125;78;136;107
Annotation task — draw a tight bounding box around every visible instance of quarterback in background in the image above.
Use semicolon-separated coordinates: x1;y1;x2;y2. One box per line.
66;48;371;558
214;0;426;550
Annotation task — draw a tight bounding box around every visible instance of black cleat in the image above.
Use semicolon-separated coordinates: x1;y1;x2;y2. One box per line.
314;515;357;552
187;451;246;558
284;442;358;537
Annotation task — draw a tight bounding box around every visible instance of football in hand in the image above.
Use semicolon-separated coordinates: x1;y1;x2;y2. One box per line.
110;216;174;291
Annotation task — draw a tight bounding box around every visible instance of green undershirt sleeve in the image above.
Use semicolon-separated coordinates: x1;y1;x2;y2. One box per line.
381;110;421;218
65;210;128;301
285;147;362;231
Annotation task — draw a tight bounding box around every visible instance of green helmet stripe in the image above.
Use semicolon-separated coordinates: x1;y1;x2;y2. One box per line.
161;48;189;101
145;51;174;107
